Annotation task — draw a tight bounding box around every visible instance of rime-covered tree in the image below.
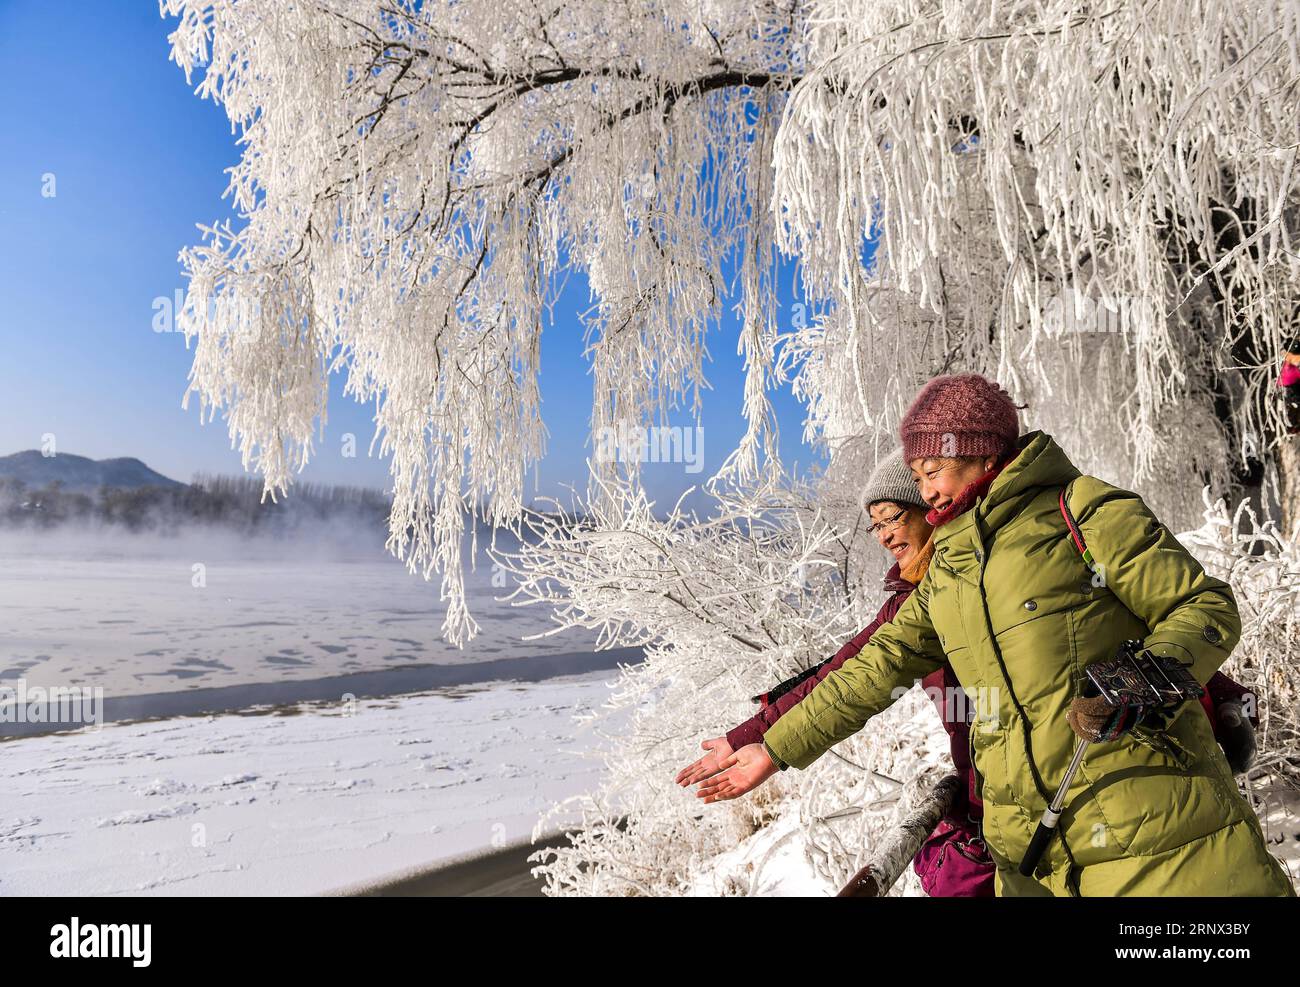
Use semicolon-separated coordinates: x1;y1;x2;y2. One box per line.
162;0;1300;645
161;0;1300;895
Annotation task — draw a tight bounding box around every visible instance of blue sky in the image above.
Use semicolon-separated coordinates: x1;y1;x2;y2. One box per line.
0;1;826;513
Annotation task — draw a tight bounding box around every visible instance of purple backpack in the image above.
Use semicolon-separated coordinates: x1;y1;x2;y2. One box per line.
913;813;996;897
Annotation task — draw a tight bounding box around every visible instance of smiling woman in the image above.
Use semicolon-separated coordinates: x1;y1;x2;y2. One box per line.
902;374;1022;520
867;502;929;569
676;445;999;897
757;372;1295;897
860;449;934;574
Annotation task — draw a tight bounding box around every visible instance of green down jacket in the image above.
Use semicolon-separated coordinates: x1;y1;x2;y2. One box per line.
762;431;1294;896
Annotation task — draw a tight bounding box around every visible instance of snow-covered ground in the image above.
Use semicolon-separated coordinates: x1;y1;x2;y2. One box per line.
680;812;840;897
0;670;621;895
0;528;634;895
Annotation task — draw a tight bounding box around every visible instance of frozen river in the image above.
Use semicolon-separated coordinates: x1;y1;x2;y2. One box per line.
0;526;637;895
0;527;639;735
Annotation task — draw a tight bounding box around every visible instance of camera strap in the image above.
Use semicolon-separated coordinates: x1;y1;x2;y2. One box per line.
1058;480;1098;575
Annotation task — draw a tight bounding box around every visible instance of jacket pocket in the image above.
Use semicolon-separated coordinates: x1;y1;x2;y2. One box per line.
1129;722;1192;769
1078;730;1239;857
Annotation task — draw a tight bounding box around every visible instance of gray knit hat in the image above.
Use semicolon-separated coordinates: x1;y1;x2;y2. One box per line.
858;449;928;514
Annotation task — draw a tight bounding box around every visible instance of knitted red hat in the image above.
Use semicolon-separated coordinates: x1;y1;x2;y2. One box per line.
900;373;1020;462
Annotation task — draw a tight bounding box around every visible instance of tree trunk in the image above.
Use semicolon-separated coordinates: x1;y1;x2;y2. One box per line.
1277;438;1300;543
836;773;959;897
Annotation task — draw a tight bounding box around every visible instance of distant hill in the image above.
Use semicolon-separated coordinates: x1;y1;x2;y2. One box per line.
0;451;185;493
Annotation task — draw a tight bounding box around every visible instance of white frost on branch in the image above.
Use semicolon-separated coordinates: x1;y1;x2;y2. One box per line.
159;0;1299;651
1182;490;1300;780
491;460;953;894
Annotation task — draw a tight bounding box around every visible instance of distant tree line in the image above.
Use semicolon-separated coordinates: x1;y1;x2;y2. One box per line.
0;473;390;535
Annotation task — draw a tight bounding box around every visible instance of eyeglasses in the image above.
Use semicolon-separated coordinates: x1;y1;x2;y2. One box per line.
866;507;909;536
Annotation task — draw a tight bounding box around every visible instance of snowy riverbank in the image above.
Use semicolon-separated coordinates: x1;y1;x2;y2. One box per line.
0;670;623;896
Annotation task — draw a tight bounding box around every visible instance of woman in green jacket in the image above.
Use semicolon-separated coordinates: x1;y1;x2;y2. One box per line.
704;373;1293;897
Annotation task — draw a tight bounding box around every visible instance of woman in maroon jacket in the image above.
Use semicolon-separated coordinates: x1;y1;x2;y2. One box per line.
675;449;997;896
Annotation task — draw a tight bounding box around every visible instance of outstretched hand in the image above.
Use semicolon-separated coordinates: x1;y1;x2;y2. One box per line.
675;736;734;787
693;743;779;803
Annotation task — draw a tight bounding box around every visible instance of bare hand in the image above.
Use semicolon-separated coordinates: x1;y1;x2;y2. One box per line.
694;743;779;803
675;736;734;787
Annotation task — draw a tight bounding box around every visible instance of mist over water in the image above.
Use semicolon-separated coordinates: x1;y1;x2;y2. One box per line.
0;513;620;735
0;501;543;561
